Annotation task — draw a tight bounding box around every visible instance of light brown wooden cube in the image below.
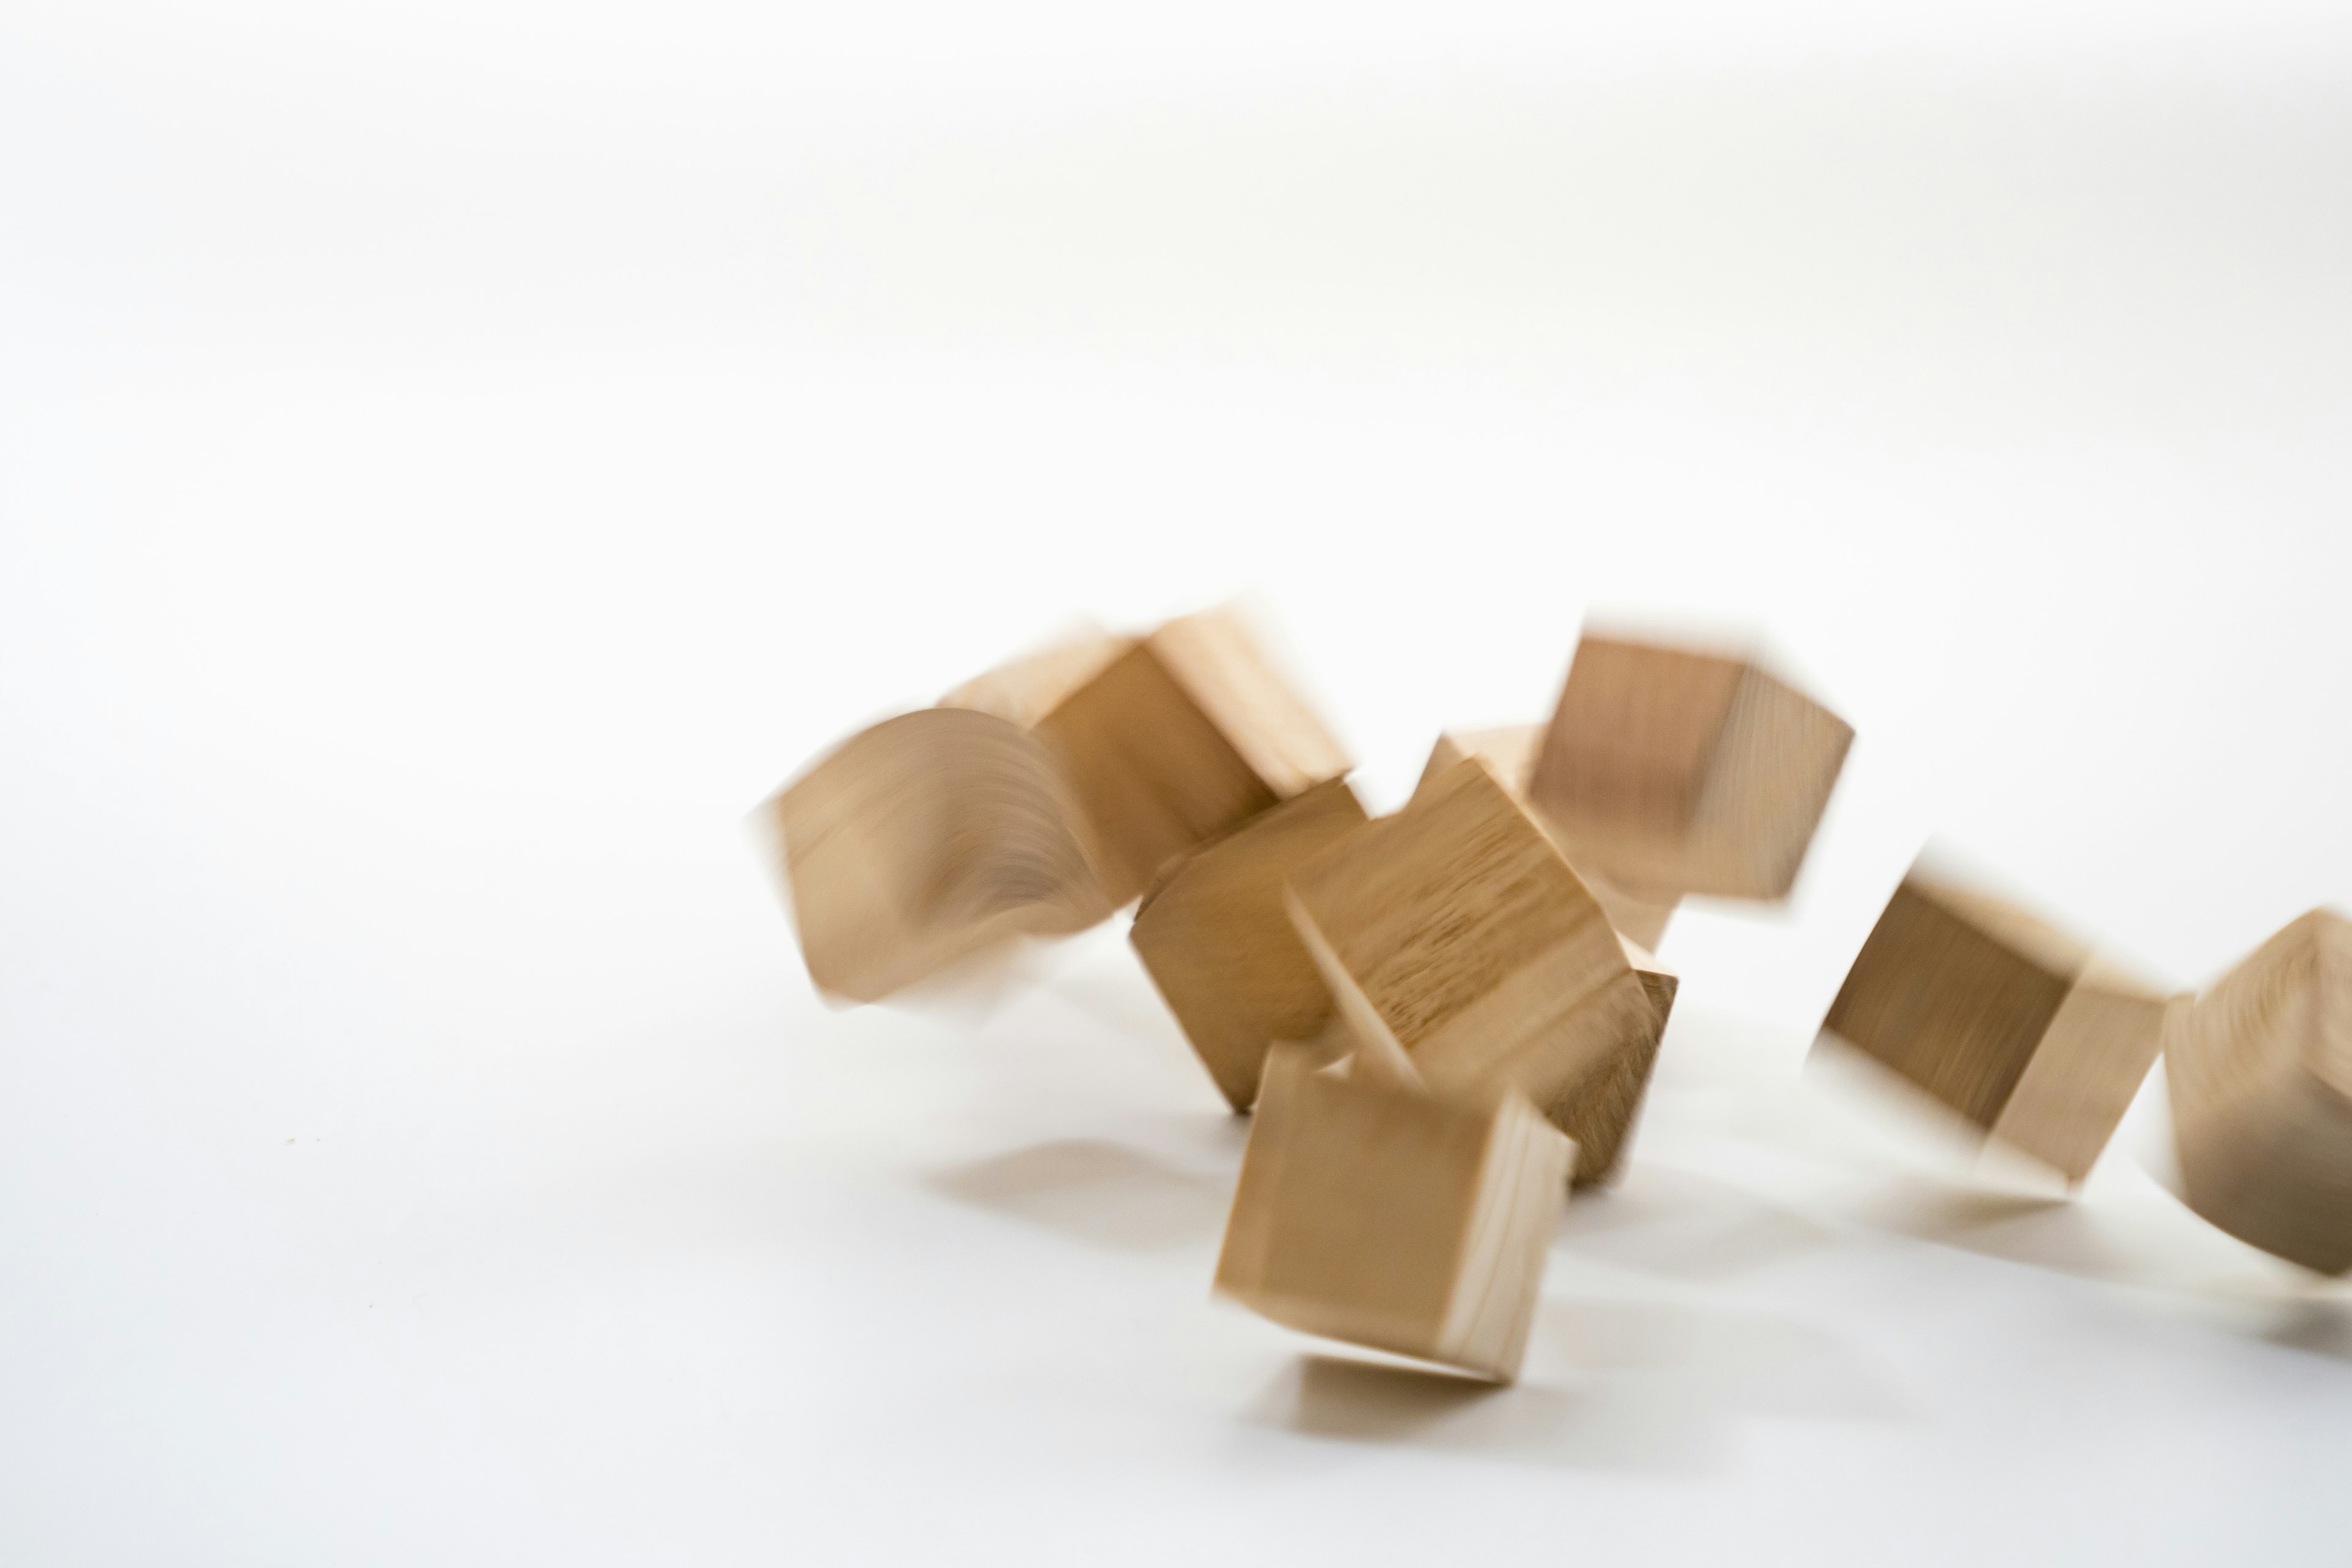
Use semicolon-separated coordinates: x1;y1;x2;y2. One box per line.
1527;633;1852;901
1215;1044;1574;1382
1129;778;1371;1112
2166;908;2352;1273
769;708;1112;1003
1287;756;1661;1150
1417;726;1679;948
944;607;1349;906
1819;867;2165;1182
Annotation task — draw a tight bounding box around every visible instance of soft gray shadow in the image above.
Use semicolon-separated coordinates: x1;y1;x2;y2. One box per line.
1849;1177;2170;1287
927;1138;1229;1249
2260;1297;2352;1365
1243;1353;1722;1474
1558;1164;1836;1280
1536;1298;1909;1423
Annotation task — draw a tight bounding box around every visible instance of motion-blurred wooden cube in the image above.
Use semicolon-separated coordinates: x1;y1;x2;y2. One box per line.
769;708;1112;1003
2166;908;2352;1273
1287;756;1661;1148
1818;867;2165;1182
1215;1044;1574;1382
1527;633;1852;902
1417;726;1679;948
1129;778;1370;1112
943;607;1350;905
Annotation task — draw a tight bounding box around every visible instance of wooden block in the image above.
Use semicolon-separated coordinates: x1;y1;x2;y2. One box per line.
946;606;1349;906
2166;908;2352;1273
1544;936;1677;1188
769;708;1112;1003
1215;1043;1574;1382
1526;633;1852;901
1287;756;1662;1144
1417;726;1679;949
1129;779;1371;1112
1818;867;2165;1181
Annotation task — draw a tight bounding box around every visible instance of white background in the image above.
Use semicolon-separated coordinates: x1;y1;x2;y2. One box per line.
7;1;2352;1562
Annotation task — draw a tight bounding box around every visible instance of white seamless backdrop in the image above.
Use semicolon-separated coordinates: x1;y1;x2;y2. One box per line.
4;2;2351;1563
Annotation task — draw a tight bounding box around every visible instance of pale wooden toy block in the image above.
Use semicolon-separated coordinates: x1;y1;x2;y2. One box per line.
943;607;1350;907
1128;778;1371;1112
1545;935;1678;1188
769;707;1112;1004
1818;867;2165;1182
1215;1042;1574;1382
1526;633;1852;902
1417;726;1679;949
1287;756;1661;1150
2165;908;2352;1273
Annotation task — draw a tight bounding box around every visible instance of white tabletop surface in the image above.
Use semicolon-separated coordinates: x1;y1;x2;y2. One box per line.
7;2;2352;1562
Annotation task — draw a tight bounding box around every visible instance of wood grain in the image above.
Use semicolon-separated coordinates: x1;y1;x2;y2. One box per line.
1215;1044;1573;1381
1819;865;2163;1182
2166;908;2352;1273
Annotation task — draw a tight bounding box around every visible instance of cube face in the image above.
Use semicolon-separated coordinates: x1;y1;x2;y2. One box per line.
1016;608;1351;908
1035;641;1282;905
1528;635;1852;900
1289;758;1640;1106
1129;780;1370;1111
1417;727;1679;949
1687;667;1855;899
1545;951;1677;1188
2177;1076;2352;1273
1219;1053;1488;1353
1215;1046;1572;1381
774;709;1109;1003
1536;638;1746;840
1823;877;2071;1127
2170;909;2352;1273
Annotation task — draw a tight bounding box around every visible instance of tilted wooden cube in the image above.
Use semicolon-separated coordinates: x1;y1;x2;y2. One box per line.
769;707;1112;1003
2166;908;2352;1273
1417;726;1679;949
1128;778;1371;1112
1287;755;1662;1163
1215;1043;1574;1382
1527;633;1852;902
943;606;1350;907
1818;867;2166;1182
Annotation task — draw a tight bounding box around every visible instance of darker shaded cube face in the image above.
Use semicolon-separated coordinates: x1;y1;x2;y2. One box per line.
1127;780;1368;1111
1537;638;1746;837
1824;881;2072;1127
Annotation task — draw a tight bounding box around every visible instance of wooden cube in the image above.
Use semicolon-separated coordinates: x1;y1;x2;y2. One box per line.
1527;633;1852;901
769;708;1111;1003
1287;756;1662;1142
1545;936;1678;1188
1129;779;1371;1112
2166;908;2352;1273
943;607;1349;906
1417;726;1679;949
1818;867;2166;1182
1215;1043;1574;1382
